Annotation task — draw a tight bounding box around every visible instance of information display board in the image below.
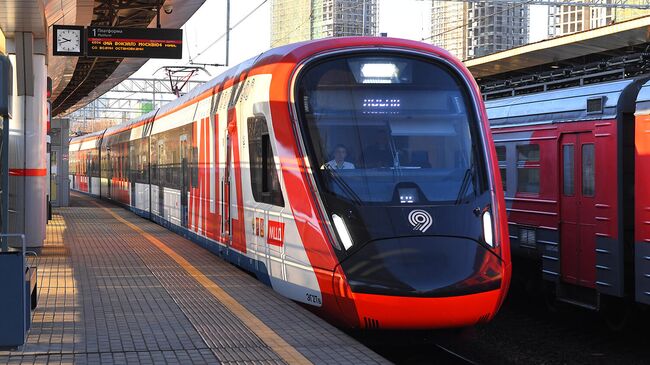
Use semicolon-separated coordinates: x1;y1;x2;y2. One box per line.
87;27;182;59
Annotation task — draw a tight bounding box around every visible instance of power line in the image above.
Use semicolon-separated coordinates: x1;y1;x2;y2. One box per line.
192;0;269;62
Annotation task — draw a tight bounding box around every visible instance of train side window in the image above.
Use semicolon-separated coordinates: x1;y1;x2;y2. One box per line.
495;145;507;191
517;144;539;161
247;116;285;207
582;144;595;197
563;144;574;196
516;144;540;194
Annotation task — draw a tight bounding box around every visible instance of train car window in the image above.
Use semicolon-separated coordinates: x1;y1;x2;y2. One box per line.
247;116;285;207
517;144;539;161
563;144;574;196
496;145;507;191
496;145;506;162
582;144;595;197
516;144;540;194
295;54;488;204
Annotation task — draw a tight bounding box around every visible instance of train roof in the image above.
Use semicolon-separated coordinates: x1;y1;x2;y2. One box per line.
486;78;640;127
70;129;104;145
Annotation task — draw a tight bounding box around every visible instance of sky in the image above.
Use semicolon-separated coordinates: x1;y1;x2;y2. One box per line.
133;0;550;79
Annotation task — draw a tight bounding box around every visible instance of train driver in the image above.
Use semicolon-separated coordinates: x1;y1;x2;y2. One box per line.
324;144;355;170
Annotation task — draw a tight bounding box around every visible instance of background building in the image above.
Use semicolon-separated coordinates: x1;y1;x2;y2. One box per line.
549;0;650;36
431;1;468;60
271;0;378;47
431;1;529;60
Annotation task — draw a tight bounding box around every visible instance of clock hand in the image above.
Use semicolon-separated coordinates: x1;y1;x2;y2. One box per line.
60;38;71;43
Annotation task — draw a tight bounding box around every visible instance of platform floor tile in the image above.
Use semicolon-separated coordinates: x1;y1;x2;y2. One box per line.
0;194;388;365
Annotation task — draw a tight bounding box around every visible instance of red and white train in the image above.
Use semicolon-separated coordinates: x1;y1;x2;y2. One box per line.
486;76;650;319
70;37;511;329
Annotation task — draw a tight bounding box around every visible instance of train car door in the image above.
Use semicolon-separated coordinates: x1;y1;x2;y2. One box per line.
157;139;165;219
180;134;189;228
560;132;597;288
106;146;112;199
222;132;232;247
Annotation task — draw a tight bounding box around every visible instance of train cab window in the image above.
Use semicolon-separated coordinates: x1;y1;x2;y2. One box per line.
496;145;507;191
582;144;595;197
295;54;488;204
516;144;540;194
247;116;285;207
563;144;574;195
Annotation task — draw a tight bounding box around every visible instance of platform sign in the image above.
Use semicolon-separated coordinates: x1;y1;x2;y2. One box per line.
87;27;182;59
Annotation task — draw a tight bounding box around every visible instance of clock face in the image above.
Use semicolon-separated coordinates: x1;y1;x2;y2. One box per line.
56;29;81;53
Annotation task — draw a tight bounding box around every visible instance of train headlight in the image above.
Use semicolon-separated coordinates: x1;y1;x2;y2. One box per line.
482;210;494;248
332;214;354;250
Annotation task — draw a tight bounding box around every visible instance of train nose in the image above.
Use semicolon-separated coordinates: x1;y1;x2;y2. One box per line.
341;236;503;297
333;236;506;329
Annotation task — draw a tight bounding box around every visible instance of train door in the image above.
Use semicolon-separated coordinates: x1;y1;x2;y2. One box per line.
560;132;597;288
180;134;189;228
157;139;165;218
106;147;112;199
222;131;232;250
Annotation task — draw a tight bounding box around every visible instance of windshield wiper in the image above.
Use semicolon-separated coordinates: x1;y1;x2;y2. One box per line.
455;168;474;205
323;164;362;205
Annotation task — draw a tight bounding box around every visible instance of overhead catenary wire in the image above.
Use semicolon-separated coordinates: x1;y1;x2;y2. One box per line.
192;0;269;62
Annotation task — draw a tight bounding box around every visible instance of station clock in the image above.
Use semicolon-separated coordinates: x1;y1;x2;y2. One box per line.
52;25;85;56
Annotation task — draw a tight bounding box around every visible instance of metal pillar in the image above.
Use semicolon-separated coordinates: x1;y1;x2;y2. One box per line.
226;0;230;66
7;33;47;248
1;115;8;251
0;55;12;251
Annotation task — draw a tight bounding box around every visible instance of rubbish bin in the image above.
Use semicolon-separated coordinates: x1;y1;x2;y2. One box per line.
0;245;27;349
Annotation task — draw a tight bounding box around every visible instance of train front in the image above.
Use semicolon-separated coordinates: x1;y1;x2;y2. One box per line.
292;46;510;329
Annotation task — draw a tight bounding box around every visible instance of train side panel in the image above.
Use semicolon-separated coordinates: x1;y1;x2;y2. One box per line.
142;73;324;307
487;79;641;305
236;74;323;305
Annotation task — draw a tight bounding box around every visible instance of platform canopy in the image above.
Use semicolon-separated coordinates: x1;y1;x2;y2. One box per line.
45;0;205;117
0;0;47;39
465;16;650;80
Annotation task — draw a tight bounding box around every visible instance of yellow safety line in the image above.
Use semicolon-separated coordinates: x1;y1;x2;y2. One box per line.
94;202;312;365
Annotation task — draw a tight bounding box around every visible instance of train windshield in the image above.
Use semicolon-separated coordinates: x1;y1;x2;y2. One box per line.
296;54;486;205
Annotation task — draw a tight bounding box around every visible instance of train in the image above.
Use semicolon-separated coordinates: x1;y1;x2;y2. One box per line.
486;75;650;326
69;37;511;329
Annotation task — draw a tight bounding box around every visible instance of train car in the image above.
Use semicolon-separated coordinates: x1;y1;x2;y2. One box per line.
486;77;648;318
69;130;103;196
69;37;511;329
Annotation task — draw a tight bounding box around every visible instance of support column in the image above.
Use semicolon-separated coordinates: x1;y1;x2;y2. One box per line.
7;33;47;248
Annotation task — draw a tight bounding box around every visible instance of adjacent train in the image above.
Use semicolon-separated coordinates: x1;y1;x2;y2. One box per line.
69;37;511;329
486;76;650;321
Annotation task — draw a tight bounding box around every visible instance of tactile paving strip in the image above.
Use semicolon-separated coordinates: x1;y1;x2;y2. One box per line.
0;193;388;365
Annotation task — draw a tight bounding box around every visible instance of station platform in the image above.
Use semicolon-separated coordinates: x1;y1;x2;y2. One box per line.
0;193;388;365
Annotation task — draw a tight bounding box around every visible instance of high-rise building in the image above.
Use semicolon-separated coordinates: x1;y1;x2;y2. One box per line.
431;1;468;60
271;0;378;48
431;1;529;60
548;0;650;37
466;2;529;58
